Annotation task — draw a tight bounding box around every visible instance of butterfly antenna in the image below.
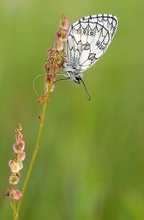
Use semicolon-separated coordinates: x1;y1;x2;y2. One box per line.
33;73;46;96
80;78;91;100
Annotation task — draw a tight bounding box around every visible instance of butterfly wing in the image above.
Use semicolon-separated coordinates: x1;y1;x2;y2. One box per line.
66;14;118;73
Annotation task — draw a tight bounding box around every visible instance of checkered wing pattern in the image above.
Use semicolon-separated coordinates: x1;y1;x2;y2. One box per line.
65;14;118;73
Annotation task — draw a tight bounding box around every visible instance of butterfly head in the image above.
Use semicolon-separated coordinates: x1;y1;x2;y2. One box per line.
64;63;91;100
73;74;82;84
72;74;91;100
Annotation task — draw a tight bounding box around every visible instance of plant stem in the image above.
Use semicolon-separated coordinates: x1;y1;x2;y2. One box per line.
16;82;52;217
10;201;17;220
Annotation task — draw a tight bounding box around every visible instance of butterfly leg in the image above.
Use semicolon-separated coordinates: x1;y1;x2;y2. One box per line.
55;72;71;83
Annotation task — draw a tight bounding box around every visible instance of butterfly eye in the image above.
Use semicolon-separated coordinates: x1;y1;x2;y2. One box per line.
73;75;81;83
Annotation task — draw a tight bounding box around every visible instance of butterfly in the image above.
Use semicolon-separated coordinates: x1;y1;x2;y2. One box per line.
63;14;118;100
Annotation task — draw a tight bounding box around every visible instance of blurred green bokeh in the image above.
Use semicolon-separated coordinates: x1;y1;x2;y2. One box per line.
1;0;144;219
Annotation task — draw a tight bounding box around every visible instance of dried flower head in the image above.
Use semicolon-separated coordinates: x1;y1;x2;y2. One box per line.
60;13;69;30
38;14;69;103
4;124;26;200
10;189;22;200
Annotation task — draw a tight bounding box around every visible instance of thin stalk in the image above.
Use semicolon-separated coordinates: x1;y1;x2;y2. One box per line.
10;201;17;220
16;82;53;217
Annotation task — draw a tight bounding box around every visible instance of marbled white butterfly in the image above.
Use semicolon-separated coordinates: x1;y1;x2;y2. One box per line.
63;14;118;99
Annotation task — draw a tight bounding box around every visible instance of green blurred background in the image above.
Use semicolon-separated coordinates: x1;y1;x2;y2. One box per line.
1;0;144;219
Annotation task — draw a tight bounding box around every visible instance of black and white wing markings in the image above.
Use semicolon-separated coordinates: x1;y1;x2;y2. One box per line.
66;14;118;73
